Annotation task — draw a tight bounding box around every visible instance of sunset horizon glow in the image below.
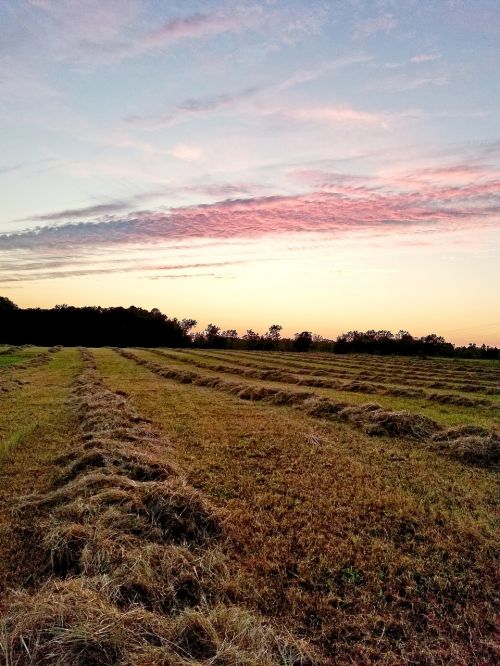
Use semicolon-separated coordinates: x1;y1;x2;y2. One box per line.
1;1;499;346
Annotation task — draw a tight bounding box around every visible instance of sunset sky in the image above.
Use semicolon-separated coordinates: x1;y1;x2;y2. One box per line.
0;0;499;345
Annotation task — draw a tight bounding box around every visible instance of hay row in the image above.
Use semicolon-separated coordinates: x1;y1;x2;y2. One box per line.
284;350;500;379
429;393;494;408
186;350;500;396
0;346;62;395
158;350;441;399
0;349;314;666
117;350;500;468
300;356;499;387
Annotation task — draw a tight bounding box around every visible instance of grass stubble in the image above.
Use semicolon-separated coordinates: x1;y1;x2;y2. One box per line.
97;348;499;664
0;349;314;666
0;346;498;664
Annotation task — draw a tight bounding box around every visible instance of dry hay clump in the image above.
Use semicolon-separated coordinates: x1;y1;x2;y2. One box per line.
8;347;61;373
337;403;440;440
1;348;316;665
301;397;349;418
340;380;380;394
0;377;29;394
460;384;500;396
0;345;23;355
429;392;492;407
431;426;500;467
1;579;312;666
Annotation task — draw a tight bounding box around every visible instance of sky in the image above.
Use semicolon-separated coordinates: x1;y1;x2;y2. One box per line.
0;0;499;345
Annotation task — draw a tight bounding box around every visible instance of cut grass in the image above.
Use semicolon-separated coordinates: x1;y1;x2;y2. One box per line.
132;348;500;432
1;349;316;665
0;348;82;604
96;348;499;665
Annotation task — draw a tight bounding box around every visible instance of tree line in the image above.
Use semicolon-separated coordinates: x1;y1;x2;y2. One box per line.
0;297;497;359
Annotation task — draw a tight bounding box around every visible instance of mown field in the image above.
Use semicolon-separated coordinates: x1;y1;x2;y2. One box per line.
0;345;498;665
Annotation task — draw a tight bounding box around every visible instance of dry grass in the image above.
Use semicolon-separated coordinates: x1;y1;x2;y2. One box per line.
117;349;500;463
1;349;316;665
432;426;500;466
93;348;499;665
1;580;311;666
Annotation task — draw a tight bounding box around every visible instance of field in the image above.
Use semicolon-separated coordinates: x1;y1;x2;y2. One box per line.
0;345;498;665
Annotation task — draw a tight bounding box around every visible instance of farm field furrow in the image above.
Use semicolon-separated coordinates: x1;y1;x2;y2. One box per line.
95;347;498;665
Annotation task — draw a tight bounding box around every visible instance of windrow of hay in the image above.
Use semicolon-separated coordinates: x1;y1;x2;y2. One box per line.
200;348;500;387
0;347;61;395
156;350;495;401
117;350;500;466
429;392;493;408
119;350;440;441
1;348;315;665
431;426;500;467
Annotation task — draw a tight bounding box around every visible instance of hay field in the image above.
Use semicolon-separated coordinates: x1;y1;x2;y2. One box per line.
0;346;498;665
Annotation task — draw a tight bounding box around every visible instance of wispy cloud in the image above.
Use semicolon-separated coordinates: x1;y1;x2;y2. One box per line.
366;72;449;92
259;104;396;128
16;182;267;223
410;53;441;64
0;258;245;283
139;10;260;50
278;55;373;90
127;86;261;128
353;13;397;39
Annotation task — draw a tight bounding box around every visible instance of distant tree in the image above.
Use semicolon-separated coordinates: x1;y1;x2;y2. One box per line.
0;297;19;312
242;329;262;349
203;323;226;348
222;329;238;339
266;324;282;342
180;318;197;336
293;331;313;352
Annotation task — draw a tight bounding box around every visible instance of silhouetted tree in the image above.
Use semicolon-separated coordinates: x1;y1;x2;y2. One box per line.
293;331;313;352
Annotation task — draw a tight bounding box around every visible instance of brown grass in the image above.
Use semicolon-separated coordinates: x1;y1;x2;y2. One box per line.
93;348;499;665
1;348;316;665
1;579;312;665
432;426;500;466
115;350;500;464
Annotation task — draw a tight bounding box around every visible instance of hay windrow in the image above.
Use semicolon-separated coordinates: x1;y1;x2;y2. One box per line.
0;347;61;395
1;348;316;665
431;426;500;466
114;350;500;468
429;392;492;407
117;350;441;441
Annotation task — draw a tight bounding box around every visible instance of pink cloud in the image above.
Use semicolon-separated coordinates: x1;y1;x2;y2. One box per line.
141;11;258;48
2;169;498;253
260;104;396;128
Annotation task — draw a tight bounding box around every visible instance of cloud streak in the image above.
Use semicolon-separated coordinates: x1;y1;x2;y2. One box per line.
2;165;498;254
